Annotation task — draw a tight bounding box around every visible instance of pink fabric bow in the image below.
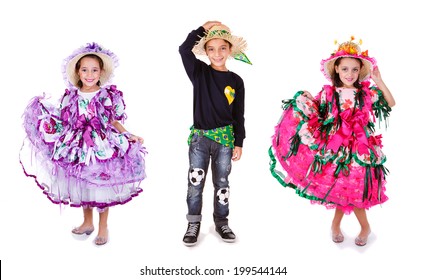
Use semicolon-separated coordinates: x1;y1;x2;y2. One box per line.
327;109;370;155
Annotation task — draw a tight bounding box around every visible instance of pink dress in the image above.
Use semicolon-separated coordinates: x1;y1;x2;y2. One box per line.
269;81;391;214
20;85;147;209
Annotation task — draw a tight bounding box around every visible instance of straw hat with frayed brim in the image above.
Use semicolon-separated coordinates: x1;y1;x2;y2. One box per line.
192;25;251;65
62;42;119;88
320;39;376;82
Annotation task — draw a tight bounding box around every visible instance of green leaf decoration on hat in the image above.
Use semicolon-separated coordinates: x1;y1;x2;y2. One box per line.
208;29;230;38
234;52;252;65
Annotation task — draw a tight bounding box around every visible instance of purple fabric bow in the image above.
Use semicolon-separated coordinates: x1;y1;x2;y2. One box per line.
74;115;101;147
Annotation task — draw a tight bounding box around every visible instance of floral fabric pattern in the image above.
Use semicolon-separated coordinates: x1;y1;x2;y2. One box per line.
270;81;391;214
20;85;147;209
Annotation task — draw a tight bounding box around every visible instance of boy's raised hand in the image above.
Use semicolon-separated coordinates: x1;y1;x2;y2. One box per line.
202;21;222;31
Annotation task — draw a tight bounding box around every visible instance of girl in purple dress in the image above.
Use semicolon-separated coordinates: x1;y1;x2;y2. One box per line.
20;42;147;245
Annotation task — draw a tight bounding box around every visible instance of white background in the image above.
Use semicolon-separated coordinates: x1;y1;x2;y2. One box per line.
1;0;424;279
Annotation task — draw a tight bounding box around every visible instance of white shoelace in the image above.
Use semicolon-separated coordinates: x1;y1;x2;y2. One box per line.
186;223;200;236
220;225;232;233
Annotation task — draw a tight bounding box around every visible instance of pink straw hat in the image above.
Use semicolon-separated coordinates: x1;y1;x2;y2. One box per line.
320;37;376;82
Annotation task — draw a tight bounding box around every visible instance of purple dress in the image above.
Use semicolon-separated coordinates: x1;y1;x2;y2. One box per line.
20;85;147;209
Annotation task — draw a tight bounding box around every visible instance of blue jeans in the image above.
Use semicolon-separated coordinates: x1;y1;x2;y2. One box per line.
186;133;232;227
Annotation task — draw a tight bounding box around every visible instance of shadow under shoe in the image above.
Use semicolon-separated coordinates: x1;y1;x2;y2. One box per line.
183;222;201;246
215;225;236;243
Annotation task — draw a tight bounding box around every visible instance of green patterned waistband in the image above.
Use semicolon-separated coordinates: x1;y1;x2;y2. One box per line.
188;125;235;148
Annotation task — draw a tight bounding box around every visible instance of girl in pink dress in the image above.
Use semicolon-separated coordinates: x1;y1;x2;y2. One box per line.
20;42;147;245
269;37;395;246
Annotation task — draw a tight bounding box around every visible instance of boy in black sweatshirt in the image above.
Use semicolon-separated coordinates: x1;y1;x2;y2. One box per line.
179;21;251;246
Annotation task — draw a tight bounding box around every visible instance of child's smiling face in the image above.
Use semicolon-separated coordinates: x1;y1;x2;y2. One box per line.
77;56;102;92
205;38;231;71
334;57;362;88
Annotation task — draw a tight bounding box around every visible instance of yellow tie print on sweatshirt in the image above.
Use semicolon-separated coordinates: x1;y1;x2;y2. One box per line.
224;86;235;105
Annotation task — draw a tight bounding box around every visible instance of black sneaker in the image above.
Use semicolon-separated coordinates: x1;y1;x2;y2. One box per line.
215;225;236;242
183;222;201;246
